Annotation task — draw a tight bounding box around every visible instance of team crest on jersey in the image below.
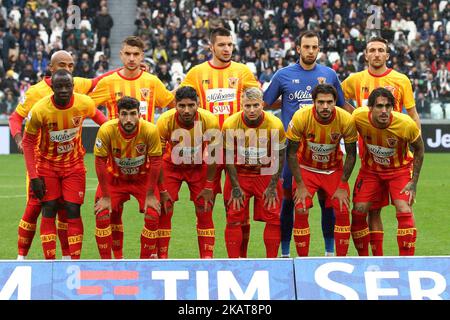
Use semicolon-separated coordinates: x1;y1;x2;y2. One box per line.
140;88;150;100
228;77;239;88
384;86;396;95
202;79;210;84
135;143;146;154
317;77;326;84
330;132;341;142
386;137;398;147
47;122;57;130
307;132;315;140
72;116;82;127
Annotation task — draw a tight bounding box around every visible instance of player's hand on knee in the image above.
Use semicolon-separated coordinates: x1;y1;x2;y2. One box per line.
293;183;310;211
263;186;279;210
332;188;350;212
145;194;161;215
228;186;244;211
400;181;416;206
30;178;45;200
160;190;173;213
94;196;112;215
196;188;214;212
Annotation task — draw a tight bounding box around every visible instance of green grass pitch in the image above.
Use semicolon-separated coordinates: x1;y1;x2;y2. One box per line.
0;153;449;259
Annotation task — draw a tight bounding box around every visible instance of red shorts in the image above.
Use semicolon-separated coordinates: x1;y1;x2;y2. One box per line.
35;166;86;204
163;162;221;204
353;167;412;206
223;173;282;225
95;175;160;213
293;168;350;212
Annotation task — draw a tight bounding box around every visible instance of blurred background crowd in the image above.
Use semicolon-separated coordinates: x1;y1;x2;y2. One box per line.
0;0;449;119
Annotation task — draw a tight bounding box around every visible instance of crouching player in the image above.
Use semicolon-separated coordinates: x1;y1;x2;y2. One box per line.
93;96;162;259
222;87;285;258
286;84;357;256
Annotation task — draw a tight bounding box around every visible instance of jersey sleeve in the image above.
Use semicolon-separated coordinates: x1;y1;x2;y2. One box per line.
24;105;43;135
285;111;303;142
342;114;358;143
179;67;198;89
156;115;169;145
341;75;356;101
84;96;97;118
263;72;281;106
273;118;287;150
15;86;40;118
334;74;346;107
221;118;234;150
146;125;162;156
401;76;415;109
242;66;260;88
74;77;94;94
88;78;110;107
94;125;111;157
154;77;174;107
406;118;421;143
205;114;221;148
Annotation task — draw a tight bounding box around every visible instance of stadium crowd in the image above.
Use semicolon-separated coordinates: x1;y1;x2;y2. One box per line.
0;0;449;119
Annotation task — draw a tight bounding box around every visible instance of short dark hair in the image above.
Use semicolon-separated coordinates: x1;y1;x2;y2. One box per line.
209;27;231;44
175;86;198;102
122;36;144;51
297;31;320;46
312;84;337;101
117;96;140;111
367;87;395;108
366;36;389;53
51;69;73;82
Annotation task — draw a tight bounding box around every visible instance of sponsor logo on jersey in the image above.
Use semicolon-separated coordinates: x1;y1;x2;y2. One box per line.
135;143;147;154
120;167;140;175
57;142;75;154
72;116;82;127
366;143;395;158
140;88;150;100
47;122;57;130
95;138;102;149
115;92;123;98
384;85;396;95
114;155;146;168
312;153;330;162
307;142;336;155
212;104;231;114
202;79;210;84
206;88;236;103
49;127;79;143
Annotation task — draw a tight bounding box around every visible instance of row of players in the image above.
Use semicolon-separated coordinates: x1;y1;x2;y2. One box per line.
9;28;423;259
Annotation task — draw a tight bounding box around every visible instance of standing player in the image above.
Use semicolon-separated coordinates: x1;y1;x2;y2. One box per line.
93;96;162;259
8;50;108;260
263;31;346;257
89;36;174;259
178;27;260;257
222;87;285;258
156;86;220;259
286;84;357;256
22;69;106;259
351;88;424;256
342;36;421;255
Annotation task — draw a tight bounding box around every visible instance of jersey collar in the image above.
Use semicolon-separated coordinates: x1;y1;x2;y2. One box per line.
117;69;144;81
368;68;393;78
208;60;232;70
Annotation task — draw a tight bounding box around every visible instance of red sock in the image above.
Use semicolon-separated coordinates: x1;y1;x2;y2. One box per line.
263;223;280;258
111;206;124;259
95;210;112;259
56;208;70;257
240;222;250;258
351;210;370;256
334;211;351;256
40;216;57;259
67;217;83;259
140;208;159;259
157;208;173;259
225;224;242;258
397;212;416;256
370;231;384;256
196;205;215;259
18;203;41;256
293;212;310;256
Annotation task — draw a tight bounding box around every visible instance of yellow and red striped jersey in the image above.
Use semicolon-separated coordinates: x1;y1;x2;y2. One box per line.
352;107;420;173
94;118;162;180
89;70;173;122
180;61;259;128
342;69;415;112
24;93;96;170
286;105;357;171
222;111;286;175
15;77;93;117
156;108;219;167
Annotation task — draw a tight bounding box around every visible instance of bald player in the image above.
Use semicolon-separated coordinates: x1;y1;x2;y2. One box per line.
8;50;110;260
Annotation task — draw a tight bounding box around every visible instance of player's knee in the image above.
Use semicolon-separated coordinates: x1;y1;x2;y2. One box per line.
352;202;370;214
64;202;81;219
42;200;59;218
393;200;412;213
145;208;159;223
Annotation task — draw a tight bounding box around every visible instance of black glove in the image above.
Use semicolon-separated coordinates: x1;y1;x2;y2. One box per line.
30;178;46;200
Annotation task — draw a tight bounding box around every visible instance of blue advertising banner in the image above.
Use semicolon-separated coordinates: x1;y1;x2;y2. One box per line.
0;261;52;300
51;259;295;300
294;257;450;300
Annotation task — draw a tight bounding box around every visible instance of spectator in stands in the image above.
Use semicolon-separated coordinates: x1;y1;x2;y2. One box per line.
93;6;114;39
